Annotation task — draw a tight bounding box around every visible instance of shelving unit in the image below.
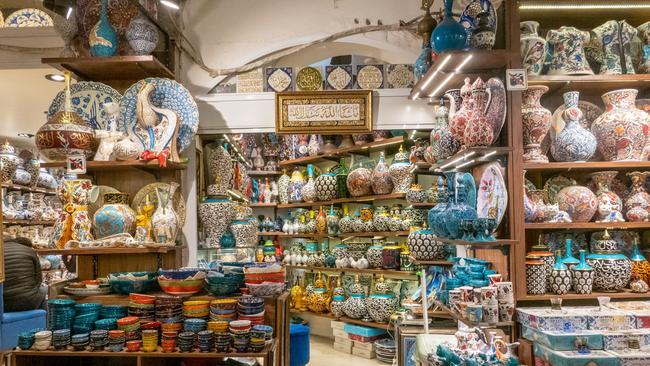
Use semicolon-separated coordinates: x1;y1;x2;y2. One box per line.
42;56;174;82
277;193;406;208
35;246;183;256
519;289;650;301
528;74;650;95
290;308;393;330
285;265;418;279
257;231;410;239
4;219;56;226
429;147;512;172
40;159;187;172
524;161;650;172
2;183;56;195
525;222;650;230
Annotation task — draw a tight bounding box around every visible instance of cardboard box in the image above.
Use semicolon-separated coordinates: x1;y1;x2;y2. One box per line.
332;328;348;338
335;336;352;347
353;340;376;351
352;346;376;359
331;320;345;330
333;341;352;354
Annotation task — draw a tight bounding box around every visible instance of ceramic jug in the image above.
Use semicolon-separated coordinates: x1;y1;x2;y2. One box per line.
448;78;473;148
546;26;593;75
152;182;179;244
551;91;597;162
522;85;552;163
520;21;546;75
591;20;637;74
463;78;494;147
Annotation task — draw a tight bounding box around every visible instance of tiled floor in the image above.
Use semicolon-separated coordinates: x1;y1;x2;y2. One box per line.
308;335;390;365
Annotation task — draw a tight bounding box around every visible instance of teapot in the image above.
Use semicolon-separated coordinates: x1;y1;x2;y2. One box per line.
463;77;495;147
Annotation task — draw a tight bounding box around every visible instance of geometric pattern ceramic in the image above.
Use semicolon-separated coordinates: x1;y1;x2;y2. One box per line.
118;78;198;154
265;67;293;92
356;65;384;89
386;64;414;89
326;65;353;90
460;0;497;45
48;81;122;130
5;8;53;27
526;261;547;295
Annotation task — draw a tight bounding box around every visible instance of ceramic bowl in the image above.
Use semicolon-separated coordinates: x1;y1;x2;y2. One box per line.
108;272;159;295
158;268;204;280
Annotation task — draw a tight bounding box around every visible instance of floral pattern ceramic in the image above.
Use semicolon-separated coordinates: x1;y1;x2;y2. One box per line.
93;193;136;238
522;85;552;162
464;78;494;147
591;20;637;75
347;166;372;197
277;171;290;204
126;13;159;55
625;171;650;222
48;81;122;131
151;182;179;244
550;91;597;162
546;26;593;75
550;253;572;295
448;78;473;148
0;142;20;184
289;168;305;202
199;195;235;248
51;179;94;248
5;8;53;27
591;171;624;222
520;21;546;75
469;12;495;50
301;165;317;203
592;89;650;161
556;185;597;223
476;162;507;228
371;152;393;195
366;294;396;323
207;141;233;195
389;146;413;193
342;294;367;319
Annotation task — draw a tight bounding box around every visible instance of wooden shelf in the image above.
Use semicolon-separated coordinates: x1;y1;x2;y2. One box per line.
434;237;517;247
528;74;650;96
409;202;436;207
1;183;56;195
524;161;650;173
279;136;405;167
42;56;174;81
277;193;406;208
429;147;511;172
525;222;650;230
410;49;511;98
40;160;187;172
289;309;392;329
285;265;418;278
258;231;410;239
250;203;277;207
519;288;650;301
247;170;283;176
413;260;454;266
35;246;183;255
4;219;55;226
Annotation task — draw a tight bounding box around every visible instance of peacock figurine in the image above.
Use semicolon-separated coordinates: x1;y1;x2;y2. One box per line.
135;81;180;163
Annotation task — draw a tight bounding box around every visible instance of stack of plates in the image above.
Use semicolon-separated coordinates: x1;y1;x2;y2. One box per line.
197;330;215;352
214;331;231;352
161;331;177;352
100;305;128;319
71;333;89;351
95;318;117;331
17;331;35;350
375;338;397;364
47;299;76;331
184;318;206;333
229;320;251;352
252;324;273;343
156;295;184;332
73;303;101;334
141;329;158;352
117;316;141;341
238;297;265;325
33;330;52;351
129;294;155;323
183;300;210;319
89;329;108;351
249;326;266;352
178;331;195;352
52;329;71;349
210;298;238;322
108;330;126;352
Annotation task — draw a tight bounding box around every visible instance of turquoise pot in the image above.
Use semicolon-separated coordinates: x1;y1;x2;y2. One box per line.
561;239;580;269
442;173;477;239
414;43;432;80
429;176;450;237
89;0;118;57
431;0;467;53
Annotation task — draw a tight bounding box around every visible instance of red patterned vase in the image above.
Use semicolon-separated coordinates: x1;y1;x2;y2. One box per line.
556;185;597;223
448;78;473;148
522;85;551;162
463;78;494;147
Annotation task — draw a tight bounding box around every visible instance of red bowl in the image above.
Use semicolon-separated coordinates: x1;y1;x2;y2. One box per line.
117;316;140;326
126;340;142;352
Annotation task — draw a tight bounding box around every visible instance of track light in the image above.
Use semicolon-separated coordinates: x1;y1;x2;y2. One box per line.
45;74;65;82
160;0;180;10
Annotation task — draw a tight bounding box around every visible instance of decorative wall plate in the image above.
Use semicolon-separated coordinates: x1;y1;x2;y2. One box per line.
132;182;186;229
5;8;53;27
265;67;293;92
486;77;507;144
476;161;507;228
48;81;122;130
296;67;322;91
119;78;198;154
543;175;577;203
236;69;264;93
356;65;384;89
386;64;414;89
325;65;353;90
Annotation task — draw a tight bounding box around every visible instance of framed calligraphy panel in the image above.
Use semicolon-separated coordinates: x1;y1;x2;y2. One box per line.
275;90;372;134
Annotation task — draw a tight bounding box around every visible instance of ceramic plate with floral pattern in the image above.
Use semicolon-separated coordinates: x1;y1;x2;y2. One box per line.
48;81;122;130
5;8;53;27
476;162;507;228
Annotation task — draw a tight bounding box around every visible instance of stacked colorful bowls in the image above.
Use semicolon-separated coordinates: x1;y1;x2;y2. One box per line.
129;293;155;323
252;324;273;343
249;326;266;352
108;330;126;352
214;330;231;352
156;295;184;332
158;269;206;296
52;329;71;349
95;318;117;331
17;331;35;350
238;297;265;325
100;305;128;319
184;318;207;333
117;316;141;341
375;338;397;364
33;330;52;350
161;331;177;352
48;299;76;330
229;320;251;352
126;340;142;352
73;303;101;334
210;298;238;322
183;300;210;319
178;331;195;352
197;330;215;352
89;329;108;350
71;333;89;351
141;329;158;352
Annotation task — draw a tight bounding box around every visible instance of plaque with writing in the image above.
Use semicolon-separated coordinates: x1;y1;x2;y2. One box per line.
275;90;372;134
236;69;264;93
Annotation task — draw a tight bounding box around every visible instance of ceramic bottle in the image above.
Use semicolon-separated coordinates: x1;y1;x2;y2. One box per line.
371;151;393;195
126;13;159;55
562;238;580;270
625;171;650;222
572;250;594;294
591;89;650;161
89;0;118;57
551;91;597;162
591;20;637;75
443;177;478;240
550;251;572;295
546;26;593;75
586;229;632;292
388;146;413;193
288;167;305;203
522;85;552;163
520;21;546;75
301;164;317;202
431;0;467;53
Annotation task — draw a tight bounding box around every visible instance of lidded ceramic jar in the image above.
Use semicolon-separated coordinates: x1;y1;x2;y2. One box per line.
407;227;445;260
366;276;397;323
586;230;632;292
306;288;331;313
591;89;650;161
347;156;373;197
372;206;390;232
528;242;555;292
198;194;235;248
277;170;290;204
526;254;548;295
406;184;427;203
230;220;256;248
93;193;136;238
315;172;337;201
338;205;354;233
207;141;233;196
330;295;346;318
343;275;368;319
388;145;413;193
0;141;20;184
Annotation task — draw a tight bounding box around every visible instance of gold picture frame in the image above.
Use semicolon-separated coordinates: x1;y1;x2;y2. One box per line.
275;90;373;134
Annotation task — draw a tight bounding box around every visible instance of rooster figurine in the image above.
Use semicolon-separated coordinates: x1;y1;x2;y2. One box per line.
135;82;180;166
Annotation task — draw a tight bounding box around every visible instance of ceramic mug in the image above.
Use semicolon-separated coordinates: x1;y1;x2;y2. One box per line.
466;304;483;323
487;274;502;285
480;286;498;305
448;289;462;308
482;304;499;323
458;286;474;302
498;301;515;322
496;281;514;301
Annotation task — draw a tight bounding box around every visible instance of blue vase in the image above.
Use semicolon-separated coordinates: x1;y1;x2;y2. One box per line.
431;0;467;53
428;176;449;237
443;173;478;239
457;172;477;210
561;239;580;270
414;42;432;80
89;0;118;57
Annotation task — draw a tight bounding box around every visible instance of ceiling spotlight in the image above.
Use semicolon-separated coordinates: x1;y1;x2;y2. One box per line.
17;133;34;138
45;74;65;82
66;7;73;19
160;0;180;10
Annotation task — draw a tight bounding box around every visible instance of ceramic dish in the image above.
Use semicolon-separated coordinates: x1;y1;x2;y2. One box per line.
48;81;122;130
108;272;159;294
63;286;112;296
131;182;186;228
5;8;53;27
475;162;507;229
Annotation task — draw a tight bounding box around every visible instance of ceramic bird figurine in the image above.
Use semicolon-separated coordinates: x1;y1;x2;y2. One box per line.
135;82;180;165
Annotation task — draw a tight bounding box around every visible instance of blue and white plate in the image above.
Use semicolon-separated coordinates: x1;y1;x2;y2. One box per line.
5;8;53;27
119;78;198;154
48;81;122;130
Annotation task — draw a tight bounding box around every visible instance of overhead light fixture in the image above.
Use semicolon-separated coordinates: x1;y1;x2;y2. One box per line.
160;0;180;10
17;133;34;138
482;150;498;158
66;7;73;19
456;159;475;169
520;4;650;10
45;74;65;82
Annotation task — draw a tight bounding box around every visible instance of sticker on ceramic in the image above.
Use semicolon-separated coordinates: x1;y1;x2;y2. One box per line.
66;155;86;174
296;67;322;91
505;69;527;91
119;78;199;154
265;67;293;92
5;8;53;27
48;81;122;130
326;65;353;90
476;162;507;228
236;69;264;93
386;64;414;89
356;65;384;89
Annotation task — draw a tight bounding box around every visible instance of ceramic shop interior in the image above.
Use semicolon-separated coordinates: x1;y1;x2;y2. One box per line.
3;0;650;366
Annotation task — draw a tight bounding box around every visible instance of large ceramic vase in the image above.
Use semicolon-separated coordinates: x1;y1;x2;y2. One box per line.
50;179;94;248
572;250;594;294
556;185;597;223
0;141;20;184
463;78;494;147
443;175;478;240
277;170;290;204
371;152;393;195
550;251;572;295
407;228;445;260
430;0;467;53
586;230;632;292
207;141;233;196
367;293;397;323
93;193;136;238
591;89;650;161
522;85;552;162
430;99;459;162
550;91;597;162
630;241;650;286
520;21;546;75
448;79;473;148
126;13;159;55
546;26;593;75
89;0;118;57
315;172;337;201
625;171;650;222
301;164;317;203
199;195;235;248
591;20;637;75
152;182;179;244
590;171;624;222
388;146;413;193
